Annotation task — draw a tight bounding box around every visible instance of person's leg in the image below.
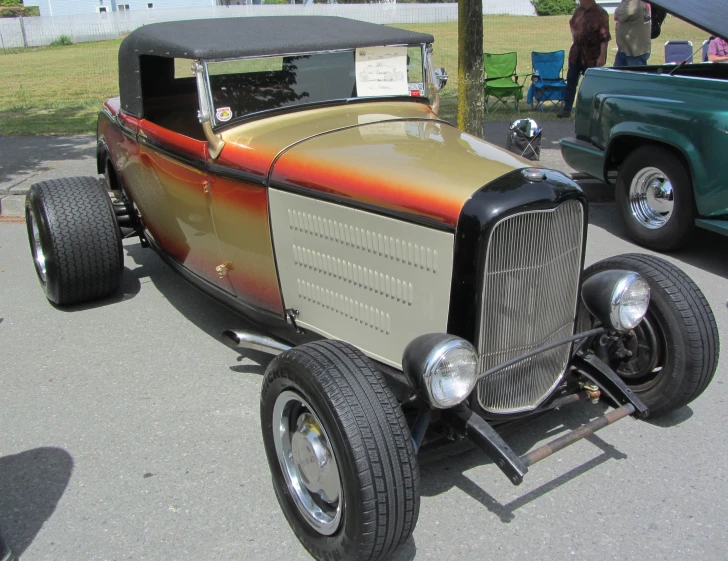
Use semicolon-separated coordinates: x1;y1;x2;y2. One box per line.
560;60;583;116
614;51;628;66
625;53;650;66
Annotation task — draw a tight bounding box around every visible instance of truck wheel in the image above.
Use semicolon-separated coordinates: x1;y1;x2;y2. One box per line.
583;253;719;418
25;177;123;306
260;340;419;561
615;146;696;252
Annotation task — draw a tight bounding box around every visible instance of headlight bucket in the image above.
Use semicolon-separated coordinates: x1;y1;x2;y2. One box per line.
402;334;478;409
581;270;650;331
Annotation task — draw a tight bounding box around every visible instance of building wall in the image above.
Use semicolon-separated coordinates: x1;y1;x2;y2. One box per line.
19;0;536;18
23;0;216;17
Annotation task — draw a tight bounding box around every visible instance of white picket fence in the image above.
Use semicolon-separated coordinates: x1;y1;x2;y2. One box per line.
0;2;538;49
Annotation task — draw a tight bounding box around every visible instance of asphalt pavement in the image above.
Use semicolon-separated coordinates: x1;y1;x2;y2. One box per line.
1;129;728;561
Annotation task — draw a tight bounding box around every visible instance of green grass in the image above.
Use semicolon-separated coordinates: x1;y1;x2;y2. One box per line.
0;15;708;136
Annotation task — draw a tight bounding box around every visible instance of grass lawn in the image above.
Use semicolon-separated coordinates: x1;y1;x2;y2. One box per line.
0;15;708;136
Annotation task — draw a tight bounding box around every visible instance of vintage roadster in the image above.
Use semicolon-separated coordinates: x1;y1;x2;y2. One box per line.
24;17;719;561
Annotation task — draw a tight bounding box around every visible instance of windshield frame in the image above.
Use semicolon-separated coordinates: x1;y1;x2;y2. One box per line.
199;44;432;130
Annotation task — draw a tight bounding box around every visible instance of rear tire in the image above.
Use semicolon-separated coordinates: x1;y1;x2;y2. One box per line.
583;253;719;417
260;340;419;561
615;146;696;252
25;177;123;306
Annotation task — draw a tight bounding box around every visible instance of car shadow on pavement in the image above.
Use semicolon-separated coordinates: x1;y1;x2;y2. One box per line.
589;204;728;278
418;403;630;523
0;447;74;556
123;241;269;371
0;136;96;189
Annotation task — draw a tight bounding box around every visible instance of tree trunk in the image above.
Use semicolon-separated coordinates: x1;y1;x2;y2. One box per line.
457;0;484;138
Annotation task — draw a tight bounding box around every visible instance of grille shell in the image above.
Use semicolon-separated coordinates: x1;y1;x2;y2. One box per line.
476;200;584;414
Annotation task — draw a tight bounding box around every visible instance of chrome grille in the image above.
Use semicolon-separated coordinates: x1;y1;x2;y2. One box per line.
476;201;584;414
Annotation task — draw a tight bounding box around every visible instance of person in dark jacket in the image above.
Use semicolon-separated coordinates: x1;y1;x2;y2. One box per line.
558;0;611;118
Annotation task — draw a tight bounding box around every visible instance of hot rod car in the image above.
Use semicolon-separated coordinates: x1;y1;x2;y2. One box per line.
24;17;719;561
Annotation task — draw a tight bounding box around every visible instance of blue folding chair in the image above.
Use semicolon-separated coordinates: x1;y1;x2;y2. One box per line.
664;40;694;64
527;50;567;113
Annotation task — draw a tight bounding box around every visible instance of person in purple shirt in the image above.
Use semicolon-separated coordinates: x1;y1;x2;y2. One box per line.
708;36;728;62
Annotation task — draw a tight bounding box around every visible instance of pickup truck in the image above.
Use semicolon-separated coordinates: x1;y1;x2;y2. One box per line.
560;0;728;252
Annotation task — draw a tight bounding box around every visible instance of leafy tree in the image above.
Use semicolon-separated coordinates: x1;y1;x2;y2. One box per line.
531;0;577;16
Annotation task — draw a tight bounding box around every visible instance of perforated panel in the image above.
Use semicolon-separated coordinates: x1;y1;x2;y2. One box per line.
269;189;454;368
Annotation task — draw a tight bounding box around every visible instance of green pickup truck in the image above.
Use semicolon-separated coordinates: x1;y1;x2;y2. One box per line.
561;0;728;251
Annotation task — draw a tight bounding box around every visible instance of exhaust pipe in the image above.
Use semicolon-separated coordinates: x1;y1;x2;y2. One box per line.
222;330;292;356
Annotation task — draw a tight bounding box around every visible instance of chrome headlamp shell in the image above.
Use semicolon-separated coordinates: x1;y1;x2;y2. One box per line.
402;334;478;409
582;270;650;331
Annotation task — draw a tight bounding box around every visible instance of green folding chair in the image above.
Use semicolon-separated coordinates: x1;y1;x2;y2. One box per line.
484;52;524;114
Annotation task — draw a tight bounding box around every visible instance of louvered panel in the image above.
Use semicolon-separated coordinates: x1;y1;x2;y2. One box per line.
477;201;584;414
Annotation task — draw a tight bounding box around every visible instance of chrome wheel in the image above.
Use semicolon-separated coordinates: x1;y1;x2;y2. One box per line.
628;167;674;229
272;391;342;535
27;210;47;283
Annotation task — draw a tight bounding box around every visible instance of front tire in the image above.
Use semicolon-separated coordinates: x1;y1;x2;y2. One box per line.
25;177;123;306
615;146;696;252
260;340;419;561
583;253;719;417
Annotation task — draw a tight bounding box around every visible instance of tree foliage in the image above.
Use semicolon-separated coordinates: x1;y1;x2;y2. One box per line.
531;0;577;16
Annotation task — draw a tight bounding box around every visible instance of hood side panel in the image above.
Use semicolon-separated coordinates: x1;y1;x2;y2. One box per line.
270;119;532;228
268;188;454;369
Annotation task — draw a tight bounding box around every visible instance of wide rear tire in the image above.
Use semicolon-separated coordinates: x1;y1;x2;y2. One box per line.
25;177;123;306
260;340;419;561
583;253;718;417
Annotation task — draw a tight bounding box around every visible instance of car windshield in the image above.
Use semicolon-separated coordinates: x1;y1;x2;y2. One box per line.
205;46;426;126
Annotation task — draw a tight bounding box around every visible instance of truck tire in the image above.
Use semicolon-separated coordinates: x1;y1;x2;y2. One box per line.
25;177;124;306
583;253;718;418
615;146;696;252
260;340;420;561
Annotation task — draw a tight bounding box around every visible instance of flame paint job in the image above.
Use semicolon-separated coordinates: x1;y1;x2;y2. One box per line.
270;116;533;228
99;99;534;322
99;99;284;316
219;101;533;228
210;176;284;314
218;101;438;179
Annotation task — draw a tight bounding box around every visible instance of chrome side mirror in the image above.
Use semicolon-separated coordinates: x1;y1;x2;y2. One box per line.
434;67;448;90
192;60;225;159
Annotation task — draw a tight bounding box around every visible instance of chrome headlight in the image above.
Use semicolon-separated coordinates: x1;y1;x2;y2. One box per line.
402;334;478;409
582;270;650;331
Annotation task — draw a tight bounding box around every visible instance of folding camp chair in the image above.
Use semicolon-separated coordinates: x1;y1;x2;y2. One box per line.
484;52;524;114
527;50;567;113
664;40;694;64
702;38;713;62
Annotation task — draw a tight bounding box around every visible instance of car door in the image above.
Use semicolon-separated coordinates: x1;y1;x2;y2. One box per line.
137;119;234;292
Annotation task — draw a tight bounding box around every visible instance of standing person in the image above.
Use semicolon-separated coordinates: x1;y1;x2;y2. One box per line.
558;0;611;119
614;0;652;66
708;36;728;62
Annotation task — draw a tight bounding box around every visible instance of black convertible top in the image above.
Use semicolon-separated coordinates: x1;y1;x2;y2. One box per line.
118;16;434;117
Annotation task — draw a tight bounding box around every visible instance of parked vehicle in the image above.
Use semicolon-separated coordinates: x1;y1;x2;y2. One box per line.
560;0;728;252
25;16;719;561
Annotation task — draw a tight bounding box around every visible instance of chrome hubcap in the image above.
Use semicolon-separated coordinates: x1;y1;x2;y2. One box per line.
628;167;674;229
273;391;342;535
28;211;47;282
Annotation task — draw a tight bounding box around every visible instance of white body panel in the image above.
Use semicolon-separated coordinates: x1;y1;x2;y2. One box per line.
269;189;455;368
